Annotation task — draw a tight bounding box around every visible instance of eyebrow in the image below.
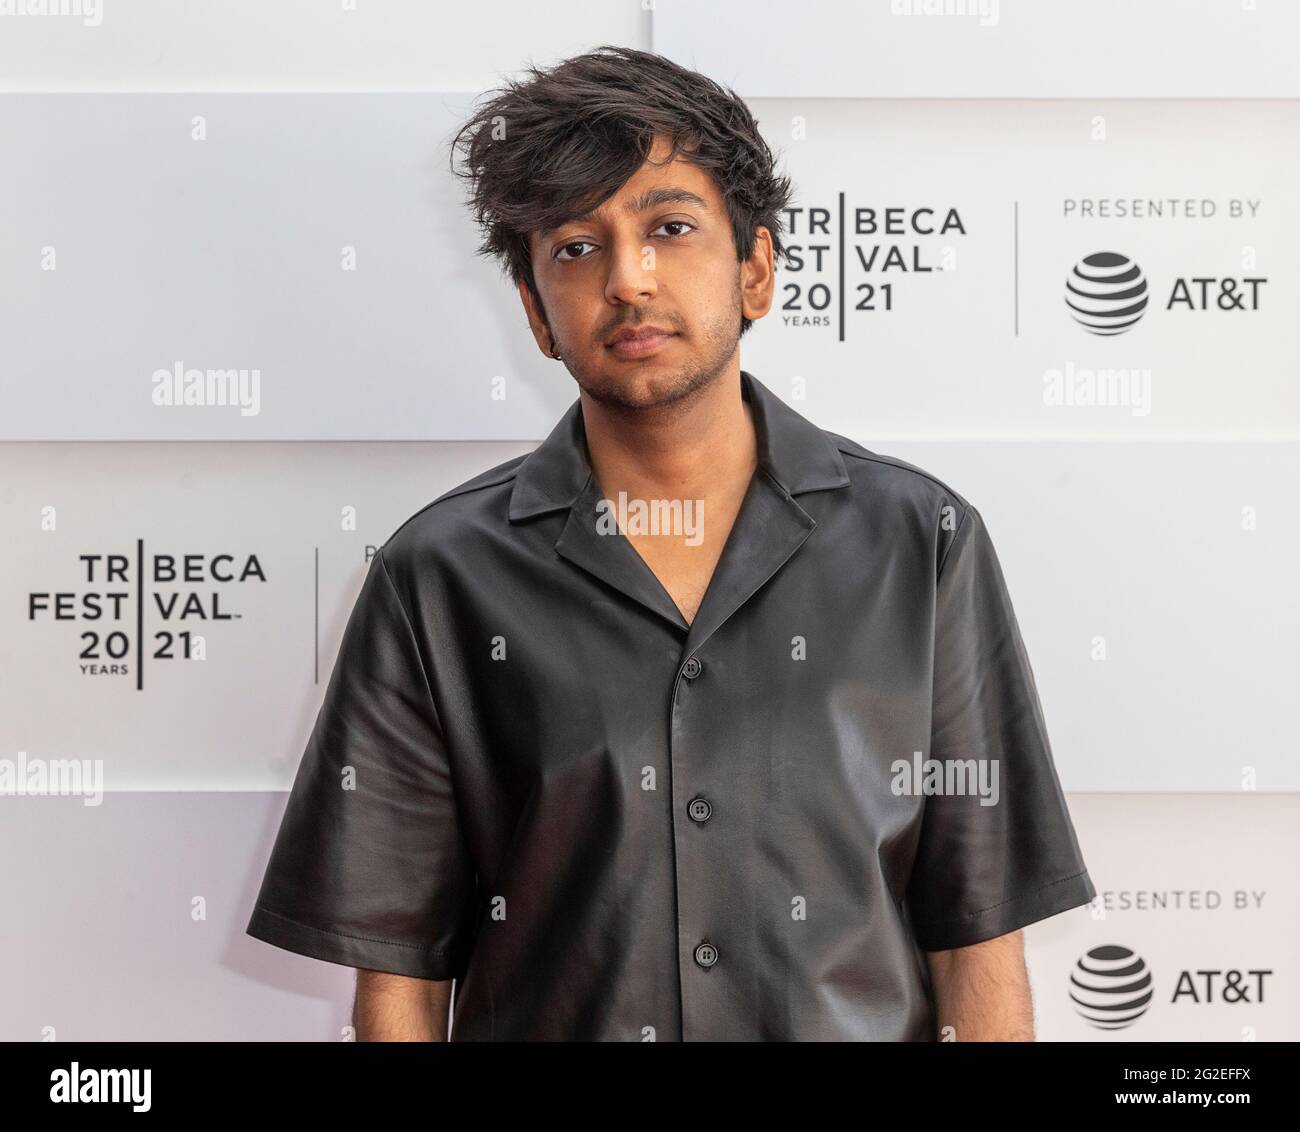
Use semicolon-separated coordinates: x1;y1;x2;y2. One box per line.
541;186;710;238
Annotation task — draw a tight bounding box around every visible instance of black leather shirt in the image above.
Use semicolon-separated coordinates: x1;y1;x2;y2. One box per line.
246;369;1095;1040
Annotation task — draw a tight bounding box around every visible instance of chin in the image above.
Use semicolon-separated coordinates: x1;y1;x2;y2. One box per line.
581;366;685;410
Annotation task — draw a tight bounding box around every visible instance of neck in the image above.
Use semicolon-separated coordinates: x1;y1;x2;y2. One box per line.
579;369;758;506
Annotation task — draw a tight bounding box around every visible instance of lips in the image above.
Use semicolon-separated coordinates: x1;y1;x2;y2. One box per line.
607;326;674;345
606;329;676;359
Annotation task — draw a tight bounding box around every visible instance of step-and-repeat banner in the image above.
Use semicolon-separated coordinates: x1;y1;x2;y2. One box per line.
1;1;1296;1041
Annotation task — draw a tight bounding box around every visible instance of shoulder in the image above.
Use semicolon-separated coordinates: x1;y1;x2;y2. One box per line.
824;428;973;516
376;451;530;574
820;428;980;573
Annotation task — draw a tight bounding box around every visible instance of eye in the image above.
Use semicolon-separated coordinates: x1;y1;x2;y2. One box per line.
652;220;695;238
554;241;595;262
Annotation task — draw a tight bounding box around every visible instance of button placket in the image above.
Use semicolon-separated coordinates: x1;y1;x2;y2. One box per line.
672;646;723;1036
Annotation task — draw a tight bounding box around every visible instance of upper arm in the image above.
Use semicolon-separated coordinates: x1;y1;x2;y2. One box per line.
246;547;479;980
904;503;1095;951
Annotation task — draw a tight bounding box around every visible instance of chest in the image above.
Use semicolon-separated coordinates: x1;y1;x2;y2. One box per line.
620;489;749;625
622;534;723;625
440;505;935;848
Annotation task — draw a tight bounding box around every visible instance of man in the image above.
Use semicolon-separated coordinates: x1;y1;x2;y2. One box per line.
246;45;1095;1041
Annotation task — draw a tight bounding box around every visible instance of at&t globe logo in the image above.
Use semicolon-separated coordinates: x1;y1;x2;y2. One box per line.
1065;251;1149;336
1069;944;1154;1030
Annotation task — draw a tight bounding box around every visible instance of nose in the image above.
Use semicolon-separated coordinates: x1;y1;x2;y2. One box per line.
603;234;659;306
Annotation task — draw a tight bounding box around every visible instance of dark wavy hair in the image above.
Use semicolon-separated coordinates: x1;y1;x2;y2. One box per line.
448;45;794;337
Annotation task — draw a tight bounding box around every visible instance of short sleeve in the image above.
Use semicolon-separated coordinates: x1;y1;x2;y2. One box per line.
905;504;1095;952
246;547;479;979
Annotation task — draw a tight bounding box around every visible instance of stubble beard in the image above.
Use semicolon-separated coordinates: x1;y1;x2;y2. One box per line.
563;287;743;418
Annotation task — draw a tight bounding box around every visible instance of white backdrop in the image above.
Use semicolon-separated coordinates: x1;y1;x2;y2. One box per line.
0;0;1295;1042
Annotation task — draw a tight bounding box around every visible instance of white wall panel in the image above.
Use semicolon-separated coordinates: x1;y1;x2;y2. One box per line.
654;0;1300;99
0;0;648;92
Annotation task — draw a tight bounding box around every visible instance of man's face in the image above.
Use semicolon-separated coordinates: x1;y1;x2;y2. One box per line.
521;134;773;411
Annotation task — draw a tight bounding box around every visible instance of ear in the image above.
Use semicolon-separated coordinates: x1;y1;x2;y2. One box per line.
740;226;776;325
517;277;558;358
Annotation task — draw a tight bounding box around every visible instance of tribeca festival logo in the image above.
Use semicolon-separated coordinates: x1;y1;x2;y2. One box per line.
151;361;261;416
595;492;705;547
0;0;102;27
780;201;969;341
26;544;267;688
890;750;1000;806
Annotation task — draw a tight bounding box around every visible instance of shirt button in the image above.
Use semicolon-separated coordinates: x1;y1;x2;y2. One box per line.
694;941;718;969
687;796;712;823
682;656;703;680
